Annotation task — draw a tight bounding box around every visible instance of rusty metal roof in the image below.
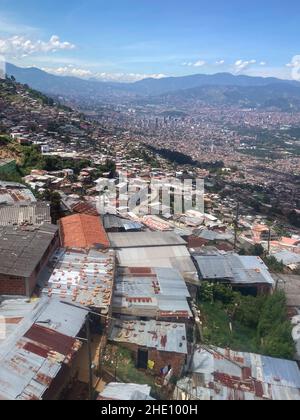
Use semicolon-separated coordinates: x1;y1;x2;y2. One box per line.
176;346;300;401
0;298;86;400
42;248;115;313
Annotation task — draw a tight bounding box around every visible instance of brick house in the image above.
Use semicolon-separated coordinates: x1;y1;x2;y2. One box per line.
0;224;59;296
109;319;188;379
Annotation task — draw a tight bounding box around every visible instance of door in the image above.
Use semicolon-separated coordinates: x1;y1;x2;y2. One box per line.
137;348;149;369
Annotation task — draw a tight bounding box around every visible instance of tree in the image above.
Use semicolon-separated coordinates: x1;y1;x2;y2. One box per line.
288;210;300;228
43;190;62;224
249;243;265;257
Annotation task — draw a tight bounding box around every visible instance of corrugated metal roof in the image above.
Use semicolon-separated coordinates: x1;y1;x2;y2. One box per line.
273;251;300;266
42;248;115;312
103;214;142;231
98;383;154;400
108;231;187;248
0;298;86;400
113;267;192;318
0;298;39;342
115;246;198;282
0;182;36;205
194;254;274;285
175;346;300;401
110;319;188;354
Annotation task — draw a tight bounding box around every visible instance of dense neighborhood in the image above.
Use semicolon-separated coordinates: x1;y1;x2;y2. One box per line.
0;76;300;401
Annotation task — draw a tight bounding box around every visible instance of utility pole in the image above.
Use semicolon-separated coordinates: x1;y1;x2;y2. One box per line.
85;314;94;401
234;202;240;251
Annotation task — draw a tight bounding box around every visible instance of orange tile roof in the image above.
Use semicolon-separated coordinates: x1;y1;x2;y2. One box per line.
280;237;300;246
59;214;110;249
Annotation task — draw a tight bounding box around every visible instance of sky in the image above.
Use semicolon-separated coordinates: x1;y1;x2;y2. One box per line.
0;0;300;82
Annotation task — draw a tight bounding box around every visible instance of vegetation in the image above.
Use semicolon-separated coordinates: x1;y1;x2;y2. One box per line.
199;283;295;359
264;256;285;273
103;344;161;399
42;190;63;224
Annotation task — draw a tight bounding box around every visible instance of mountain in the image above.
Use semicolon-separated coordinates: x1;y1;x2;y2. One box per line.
5;63;300;110
146;83;300;111
5;63;131;101
129;73;300;96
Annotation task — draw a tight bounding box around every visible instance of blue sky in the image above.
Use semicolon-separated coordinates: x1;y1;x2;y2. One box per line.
0;0;299;81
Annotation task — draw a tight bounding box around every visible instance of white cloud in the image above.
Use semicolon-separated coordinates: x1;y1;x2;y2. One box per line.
42;65;93;78
182;59;206;68
286;55;300;81
0;35;75;57
260;61;267;66
234;59;257;73
41;66;167;82
193;60;206;67
216;59;225;65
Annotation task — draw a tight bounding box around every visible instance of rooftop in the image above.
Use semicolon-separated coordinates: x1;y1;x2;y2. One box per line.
0;224;58;278
103;214;143;232
113;267;192;318
108;231;187;249
110;319;188;354
98;382;153;401
42;248;115;313
176;346;300;400
273;251;300;267
59;214;110;250
194;254;275;286
0;181;36;205
0;297;86;400
0;203;51;226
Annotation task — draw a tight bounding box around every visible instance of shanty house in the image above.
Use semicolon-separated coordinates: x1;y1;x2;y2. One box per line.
174;346;300;400
194;254;274;295
110;319;188;379
0;298;87;400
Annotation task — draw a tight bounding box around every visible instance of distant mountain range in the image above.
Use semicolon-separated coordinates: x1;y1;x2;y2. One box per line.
6;63;300;111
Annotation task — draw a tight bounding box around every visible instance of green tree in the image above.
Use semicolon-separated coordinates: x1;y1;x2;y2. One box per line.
249;243;265;257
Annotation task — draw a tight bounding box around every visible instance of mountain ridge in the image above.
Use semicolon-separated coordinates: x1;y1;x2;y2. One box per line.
5;63;300;110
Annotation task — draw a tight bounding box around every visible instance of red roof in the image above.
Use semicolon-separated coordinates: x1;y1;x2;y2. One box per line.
59;214;110;249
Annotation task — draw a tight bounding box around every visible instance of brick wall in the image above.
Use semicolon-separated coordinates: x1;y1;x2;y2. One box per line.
148;349;186;378
0;231;59;297
0;274;26;295
119;342;186;379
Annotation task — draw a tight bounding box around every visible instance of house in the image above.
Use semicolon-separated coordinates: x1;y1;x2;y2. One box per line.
59;214;110;249
103;214;143;233
0;203;51;226
0;181;36;205
109;319;188;379
273;251;300;271
0;298;87;400
188;228;234;251
194;254;275;295
112;267;192;321
108;231;198;284
0;224;59;296
42;248;115;335
174;346;300;400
